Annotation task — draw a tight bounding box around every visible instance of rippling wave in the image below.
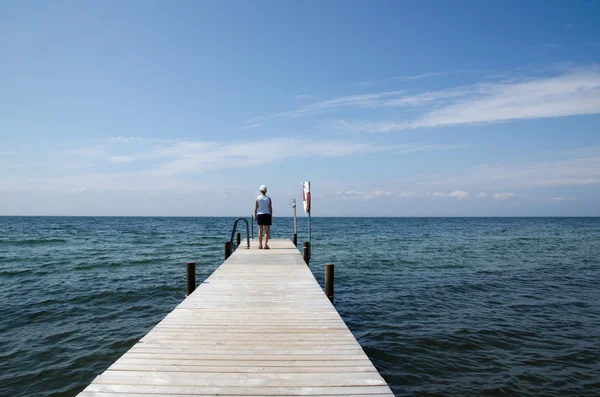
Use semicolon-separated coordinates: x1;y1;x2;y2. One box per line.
1;216;600;396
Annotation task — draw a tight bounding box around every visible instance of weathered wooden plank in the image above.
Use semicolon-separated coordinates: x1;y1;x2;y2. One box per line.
77;239;393;396
79;391;395;397
109;364;379;373
116;353;371;361
133;339;359;347
84;384;393;394
140;332;355;340
93;371;387;387
126;348;366;355
114;358;375;367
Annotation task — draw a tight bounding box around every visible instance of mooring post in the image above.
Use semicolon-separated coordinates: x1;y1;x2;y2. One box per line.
325;263;334;303
236;232;241;248
293;233;297;247
303;242;310;265
186;262;196;297
224;241;231;260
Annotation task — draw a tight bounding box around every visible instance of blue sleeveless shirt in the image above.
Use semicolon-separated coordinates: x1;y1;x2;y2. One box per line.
257;195;271;214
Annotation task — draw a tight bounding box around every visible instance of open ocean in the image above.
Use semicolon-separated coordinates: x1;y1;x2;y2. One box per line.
1;216;599;397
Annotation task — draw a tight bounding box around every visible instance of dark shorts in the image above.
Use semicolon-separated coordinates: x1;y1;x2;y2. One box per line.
257;214;272;226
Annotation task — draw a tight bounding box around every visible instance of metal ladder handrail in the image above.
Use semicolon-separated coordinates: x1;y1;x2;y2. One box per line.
229;218;250;254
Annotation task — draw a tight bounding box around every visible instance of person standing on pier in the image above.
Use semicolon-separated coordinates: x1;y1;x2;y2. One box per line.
254;185;273;249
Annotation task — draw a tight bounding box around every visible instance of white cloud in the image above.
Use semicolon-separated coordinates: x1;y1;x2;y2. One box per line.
336;190;392;200
243;90;405;126
414;66;600;128
327;66;600;133
494;192;516;200
59;138;464;177
381;89;469;107
547;197;576;202
105;137;176;144
399;191;417;198
421;153;600;189
370;190;392;198
249;87;473;128
432;190;470;199
449;190;470;198
109;156;137;164
240;123;262;130
6;138;464;193
355;70;470;87
396;71;457;81
294;94;312;100
539;177;600;186
434;190;513;201
148;139;464;176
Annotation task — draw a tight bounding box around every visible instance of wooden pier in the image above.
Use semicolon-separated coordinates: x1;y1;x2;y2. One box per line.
78;238;394;396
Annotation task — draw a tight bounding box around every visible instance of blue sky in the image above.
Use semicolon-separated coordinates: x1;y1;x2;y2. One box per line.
1;0;600;216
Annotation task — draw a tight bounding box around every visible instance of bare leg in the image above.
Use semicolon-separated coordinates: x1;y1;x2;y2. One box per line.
258;225;263;248
264;225;270;248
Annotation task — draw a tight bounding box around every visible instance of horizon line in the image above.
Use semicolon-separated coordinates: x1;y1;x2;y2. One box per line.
1;215;599;218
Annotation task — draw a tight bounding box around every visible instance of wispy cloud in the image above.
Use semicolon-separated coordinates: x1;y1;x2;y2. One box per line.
329;66;600;133
494;192;516;200
399;191;417;198
421;153;600;189
240;123;263;130
336;190;392;200
538;145;600;158
381;88;469;107
11;138;464;193
431;190;517;200
539;177;600;186
354;70;470;86
433;190;470;199
415;66;600;127
65;138;464;167
104;136;177;144
450;190;470;198
154;139;464;174
243;90;405;126
395;71;459;81
294;94;312;100
144;139;464;176
546;197;576;202
247;84;473;128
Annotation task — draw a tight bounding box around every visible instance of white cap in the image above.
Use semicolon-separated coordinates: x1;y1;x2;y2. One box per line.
259;185;267;192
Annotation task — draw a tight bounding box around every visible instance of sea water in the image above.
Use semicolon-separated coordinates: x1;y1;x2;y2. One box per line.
1;217;599;396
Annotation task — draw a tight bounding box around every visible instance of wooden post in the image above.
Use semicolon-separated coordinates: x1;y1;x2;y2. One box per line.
303;242;310;265
186;262;196;297
325;263;334;303
224;241;231;260
293;233;297;247
236;232;241;247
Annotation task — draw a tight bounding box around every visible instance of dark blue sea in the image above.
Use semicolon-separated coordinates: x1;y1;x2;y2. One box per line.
1;217;599;396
